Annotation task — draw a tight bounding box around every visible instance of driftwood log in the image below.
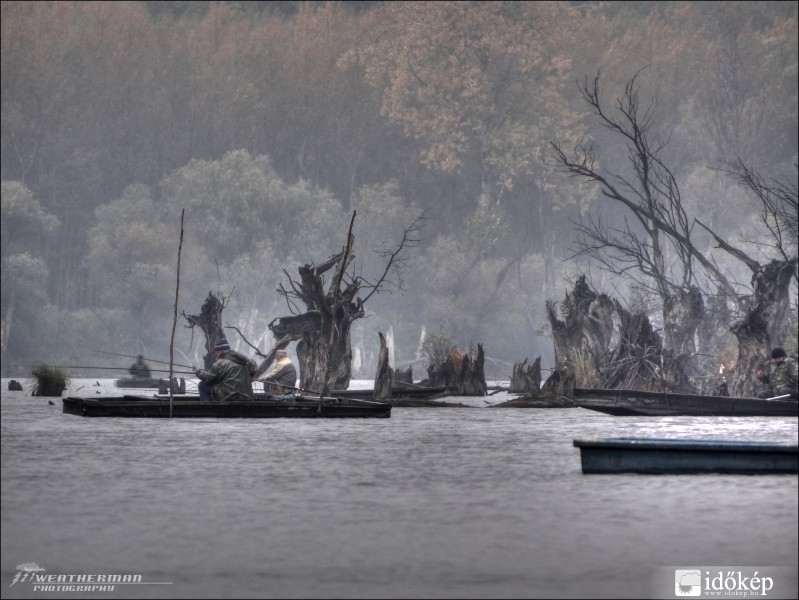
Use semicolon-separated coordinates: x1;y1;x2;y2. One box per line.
492;393;575;408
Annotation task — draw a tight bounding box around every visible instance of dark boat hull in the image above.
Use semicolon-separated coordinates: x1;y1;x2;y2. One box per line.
63;395;391;418
573;388;798;417
573;437;799;474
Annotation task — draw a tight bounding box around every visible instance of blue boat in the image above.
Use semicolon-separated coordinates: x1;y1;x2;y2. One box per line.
573;437;798;474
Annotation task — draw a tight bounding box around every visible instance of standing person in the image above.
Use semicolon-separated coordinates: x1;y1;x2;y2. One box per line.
193;338;258;402
756;347;798;400
262;349;297;394
128;355;151;379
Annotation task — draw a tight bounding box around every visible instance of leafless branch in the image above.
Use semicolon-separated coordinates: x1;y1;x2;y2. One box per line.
694;218;760;273
224;322;268;358
550;70;740;302
360;214;425;304
721;159;798;261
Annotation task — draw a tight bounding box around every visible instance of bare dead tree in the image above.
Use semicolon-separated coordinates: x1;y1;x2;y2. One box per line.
697;160;799;396
548;71;738;390
550;71;797;396
268;212;423;394
550;71;742;368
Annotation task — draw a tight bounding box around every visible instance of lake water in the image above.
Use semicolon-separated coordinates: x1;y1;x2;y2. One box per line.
2;379;797;599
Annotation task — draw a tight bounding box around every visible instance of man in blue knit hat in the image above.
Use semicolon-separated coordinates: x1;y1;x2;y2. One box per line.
193;338;258;401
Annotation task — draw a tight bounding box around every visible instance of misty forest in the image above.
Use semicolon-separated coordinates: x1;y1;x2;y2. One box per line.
1;1;797;396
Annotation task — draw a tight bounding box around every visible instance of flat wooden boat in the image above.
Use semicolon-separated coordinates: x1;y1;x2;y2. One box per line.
63;394;391;418
573;437;799;474
573;387;798;417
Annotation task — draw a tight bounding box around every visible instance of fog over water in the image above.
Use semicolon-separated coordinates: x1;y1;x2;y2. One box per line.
3;2;796;377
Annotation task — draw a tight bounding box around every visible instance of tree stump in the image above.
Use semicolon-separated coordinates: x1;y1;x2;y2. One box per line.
392;365;413;384
541;366;574;398
424;345;486;395
730;258;797;397
509;357;541;394
184;291;227;369
456;344;487;396
425;349;461;390
373;332;393;401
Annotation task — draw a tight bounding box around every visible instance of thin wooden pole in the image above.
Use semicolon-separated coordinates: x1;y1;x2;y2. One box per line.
169;209;185;418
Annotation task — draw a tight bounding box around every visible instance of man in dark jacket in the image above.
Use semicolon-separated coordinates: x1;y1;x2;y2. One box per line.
262;349;297;394
194;338;258;401
756;347;798;400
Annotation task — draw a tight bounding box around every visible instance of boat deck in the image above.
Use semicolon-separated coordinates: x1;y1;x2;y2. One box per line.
63;394;391;418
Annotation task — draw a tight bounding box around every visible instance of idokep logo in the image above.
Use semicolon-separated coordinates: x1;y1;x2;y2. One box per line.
675;569;703;596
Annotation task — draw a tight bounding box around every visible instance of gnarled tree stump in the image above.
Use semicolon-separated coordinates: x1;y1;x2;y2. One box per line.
425;344;486;395
509;357;541;394
184;291;227;369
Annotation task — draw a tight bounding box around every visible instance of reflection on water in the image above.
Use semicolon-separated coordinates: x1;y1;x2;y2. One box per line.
2;380;797;599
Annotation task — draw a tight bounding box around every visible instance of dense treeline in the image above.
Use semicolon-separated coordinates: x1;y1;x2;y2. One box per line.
1;1;797;379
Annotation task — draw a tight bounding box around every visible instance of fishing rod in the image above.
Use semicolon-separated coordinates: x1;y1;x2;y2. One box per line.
24;365;196;375
93;350;195;370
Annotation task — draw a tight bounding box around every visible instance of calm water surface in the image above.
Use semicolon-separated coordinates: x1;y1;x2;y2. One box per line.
2;379;797;599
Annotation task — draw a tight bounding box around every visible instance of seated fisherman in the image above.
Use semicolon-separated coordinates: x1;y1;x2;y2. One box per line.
756;347;798;400
193;338;258;402
128;355;151;379
262;349;297;394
